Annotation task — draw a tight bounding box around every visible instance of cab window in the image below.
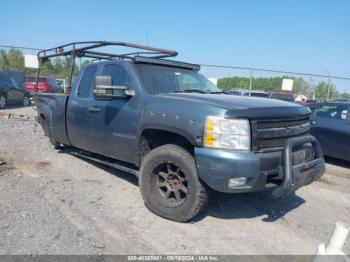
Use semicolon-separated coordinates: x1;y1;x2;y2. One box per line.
77;66;98;98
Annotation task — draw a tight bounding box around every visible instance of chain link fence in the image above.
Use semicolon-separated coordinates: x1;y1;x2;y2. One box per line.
0;46;84;110
1;45;350;110
201;64;350;103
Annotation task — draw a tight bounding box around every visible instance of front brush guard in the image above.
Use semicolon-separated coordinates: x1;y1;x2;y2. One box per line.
272;135;325;198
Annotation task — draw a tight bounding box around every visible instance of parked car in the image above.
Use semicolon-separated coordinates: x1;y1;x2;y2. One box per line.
25;76;64;93
34;41;325;222
3;70;26;85
269;92;295;102
309;102;350;161
305;99;317;104
226;89;269;98
334;99;350;103
0;71;31;109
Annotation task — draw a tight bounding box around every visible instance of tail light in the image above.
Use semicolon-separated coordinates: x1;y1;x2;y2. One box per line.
24;82;36;92
37;82;49;92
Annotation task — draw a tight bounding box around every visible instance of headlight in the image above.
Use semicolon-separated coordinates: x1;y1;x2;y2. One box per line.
204;116;251;150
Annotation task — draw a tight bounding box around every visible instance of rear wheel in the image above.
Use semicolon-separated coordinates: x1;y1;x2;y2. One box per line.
139;144;209;222
0;95;6;109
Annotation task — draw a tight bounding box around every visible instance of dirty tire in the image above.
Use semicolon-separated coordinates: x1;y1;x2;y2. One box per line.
0;95;6;109
139;144;209;222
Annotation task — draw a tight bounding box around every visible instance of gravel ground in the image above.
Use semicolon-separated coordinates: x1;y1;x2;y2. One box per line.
0;106;349;255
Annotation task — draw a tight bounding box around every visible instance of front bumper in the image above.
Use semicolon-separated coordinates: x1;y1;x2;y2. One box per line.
194;135;325;196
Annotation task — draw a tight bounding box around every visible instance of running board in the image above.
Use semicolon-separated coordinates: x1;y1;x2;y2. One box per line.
71;151;139;177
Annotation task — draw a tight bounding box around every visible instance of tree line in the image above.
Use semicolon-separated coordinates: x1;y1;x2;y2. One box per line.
0;48;90;79
218;76;350;101
1;48;349;100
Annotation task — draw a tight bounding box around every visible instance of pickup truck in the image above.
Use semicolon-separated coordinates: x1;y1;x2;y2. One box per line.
34;42;325;222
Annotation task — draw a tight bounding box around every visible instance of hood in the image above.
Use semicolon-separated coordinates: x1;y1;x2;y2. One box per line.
159;93;311;119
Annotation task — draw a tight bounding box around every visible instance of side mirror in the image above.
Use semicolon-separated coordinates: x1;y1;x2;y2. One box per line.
93;76;135;99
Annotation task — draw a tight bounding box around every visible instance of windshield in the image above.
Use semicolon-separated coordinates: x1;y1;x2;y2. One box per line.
135;64;222;94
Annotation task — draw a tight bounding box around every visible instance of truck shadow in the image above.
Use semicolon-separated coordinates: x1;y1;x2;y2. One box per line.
89;161;139;186
58;148;138;186
197;191;305;222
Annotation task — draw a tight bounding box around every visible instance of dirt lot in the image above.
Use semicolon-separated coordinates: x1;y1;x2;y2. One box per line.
0;107;349;255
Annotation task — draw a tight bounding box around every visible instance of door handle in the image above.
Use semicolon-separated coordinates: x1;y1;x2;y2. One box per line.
89;106;101;113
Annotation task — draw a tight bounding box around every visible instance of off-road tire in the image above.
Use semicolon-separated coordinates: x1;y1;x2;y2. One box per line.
139;144;209;222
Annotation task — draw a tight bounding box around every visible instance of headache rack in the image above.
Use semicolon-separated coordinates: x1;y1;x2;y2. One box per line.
36;41;200;93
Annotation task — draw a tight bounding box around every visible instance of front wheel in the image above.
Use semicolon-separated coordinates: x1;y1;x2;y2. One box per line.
139;144;209;222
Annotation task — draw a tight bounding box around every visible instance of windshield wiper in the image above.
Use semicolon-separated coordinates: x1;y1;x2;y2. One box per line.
175;89;207;94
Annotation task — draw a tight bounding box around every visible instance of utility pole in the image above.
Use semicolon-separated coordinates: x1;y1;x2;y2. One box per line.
309;76;315;100
326;70;331;101
249;62;253;96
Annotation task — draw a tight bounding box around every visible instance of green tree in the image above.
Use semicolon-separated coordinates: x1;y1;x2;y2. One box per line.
53;57;64;75
314;81;339;101
79;59;91;69
218;76;307;93
217;75;344;100
340;92;350;99
6;48;25;71
0;49;9;70
40;59;55;77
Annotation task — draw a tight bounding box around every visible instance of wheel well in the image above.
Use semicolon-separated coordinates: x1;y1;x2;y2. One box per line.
138;129;194;166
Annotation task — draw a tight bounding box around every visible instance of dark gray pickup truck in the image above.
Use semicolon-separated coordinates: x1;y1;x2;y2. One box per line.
34;42;325;222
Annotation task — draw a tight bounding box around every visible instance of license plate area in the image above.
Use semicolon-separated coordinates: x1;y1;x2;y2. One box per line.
272;135;325;198
292;144;314;165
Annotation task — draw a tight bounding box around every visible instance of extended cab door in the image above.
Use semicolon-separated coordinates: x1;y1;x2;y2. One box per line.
66;65;98;150
83;63;140;163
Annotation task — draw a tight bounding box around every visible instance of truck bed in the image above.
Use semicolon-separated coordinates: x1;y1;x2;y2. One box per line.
33;93;70;145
